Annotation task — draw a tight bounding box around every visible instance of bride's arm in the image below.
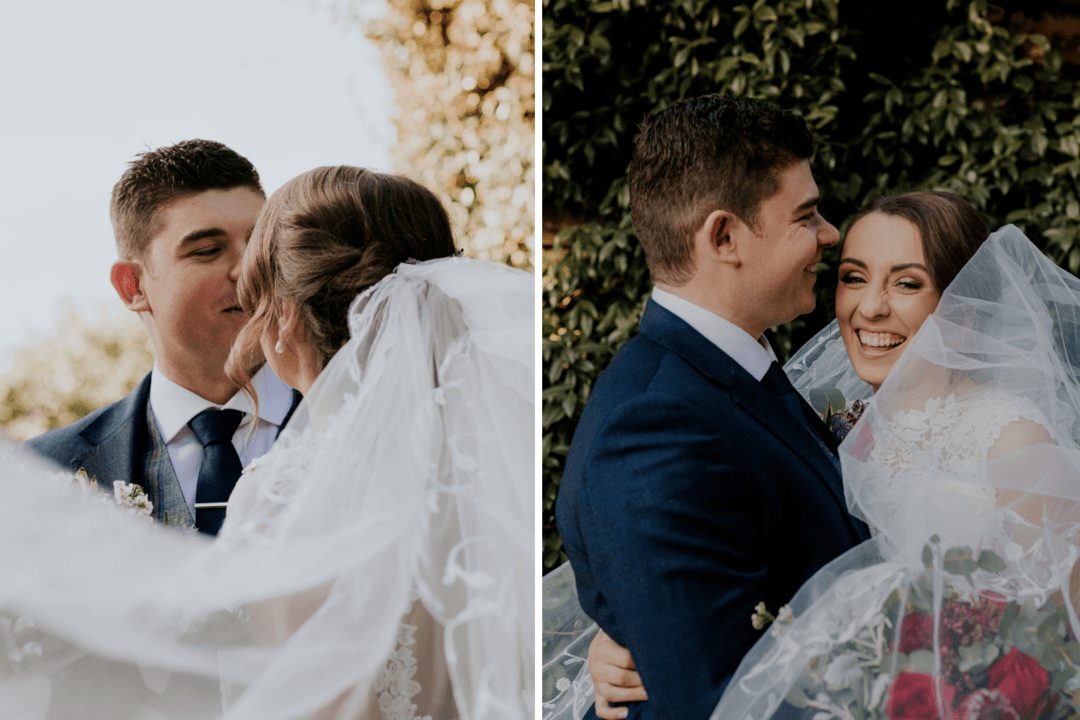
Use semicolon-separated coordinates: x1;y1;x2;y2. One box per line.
587;629;647;719
988;418;1080;610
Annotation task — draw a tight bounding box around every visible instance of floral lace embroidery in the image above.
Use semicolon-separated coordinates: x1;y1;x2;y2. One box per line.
865;391;1052;557
372;620;433;720
0;615;44;674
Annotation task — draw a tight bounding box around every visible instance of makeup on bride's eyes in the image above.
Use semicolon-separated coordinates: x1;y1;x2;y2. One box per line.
838;266;927;292
839;271;865;285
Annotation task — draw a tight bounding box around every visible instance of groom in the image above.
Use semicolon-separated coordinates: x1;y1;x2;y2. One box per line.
27;140;299;535
555;95;870;720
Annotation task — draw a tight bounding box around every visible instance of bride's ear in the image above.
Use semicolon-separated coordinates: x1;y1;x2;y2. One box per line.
695;209;740;267
110;261;150;312
277;301;306;349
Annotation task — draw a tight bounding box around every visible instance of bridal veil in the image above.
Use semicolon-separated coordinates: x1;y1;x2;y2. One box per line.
715;225;1080;719
0;257;533;720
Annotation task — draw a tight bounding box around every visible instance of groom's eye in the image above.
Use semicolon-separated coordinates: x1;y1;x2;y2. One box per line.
191;246;222;258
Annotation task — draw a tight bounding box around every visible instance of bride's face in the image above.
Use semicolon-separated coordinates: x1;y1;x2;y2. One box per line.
835;212;941;390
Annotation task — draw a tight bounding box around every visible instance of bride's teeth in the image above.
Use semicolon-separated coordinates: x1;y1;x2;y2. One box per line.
859;331;905;348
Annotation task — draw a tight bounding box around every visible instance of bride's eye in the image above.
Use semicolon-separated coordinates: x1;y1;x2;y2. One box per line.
839;272;866;285
897;279;924;290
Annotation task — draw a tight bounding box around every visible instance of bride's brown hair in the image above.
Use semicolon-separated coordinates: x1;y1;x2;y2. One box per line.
849;190;988;293
225;166;457;395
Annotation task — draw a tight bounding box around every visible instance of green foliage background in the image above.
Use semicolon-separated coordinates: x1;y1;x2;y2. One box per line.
542;0;1080;572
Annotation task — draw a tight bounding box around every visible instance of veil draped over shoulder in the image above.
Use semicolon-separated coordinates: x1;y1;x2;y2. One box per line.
0;257;534;720
714;225;1080;719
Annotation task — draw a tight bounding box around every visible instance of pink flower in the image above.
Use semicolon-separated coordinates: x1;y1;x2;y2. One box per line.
956;688;1019;720
986;648;1050;719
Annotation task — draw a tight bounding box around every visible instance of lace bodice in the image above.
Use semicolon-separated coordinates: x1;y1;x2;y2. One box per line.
858;390;1051;559
868;390;1046;477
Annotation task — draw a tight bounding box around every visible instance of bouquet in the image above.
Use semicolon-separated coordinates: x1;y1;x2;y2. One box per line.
778;538;1080;719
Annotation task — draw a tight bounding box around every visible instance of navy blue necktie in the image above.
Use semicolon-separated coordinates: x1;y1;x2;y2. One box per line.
761;362;838;454
189;409;245;536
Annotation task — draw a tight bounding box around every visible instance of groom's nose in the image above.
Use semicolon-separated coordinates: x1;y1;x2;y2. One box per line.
227;246;244;283
817;216;840;247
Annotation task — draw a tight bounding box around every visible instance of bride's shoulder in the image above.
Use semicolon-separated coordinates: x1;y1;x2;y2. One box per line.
952;386;1047;426
931;386;1056;456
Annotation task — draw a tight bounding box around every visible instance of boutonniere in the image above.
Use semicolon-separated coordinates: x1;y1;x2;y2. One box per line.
751;601;794;637
70;467;153;520
809;388;867;444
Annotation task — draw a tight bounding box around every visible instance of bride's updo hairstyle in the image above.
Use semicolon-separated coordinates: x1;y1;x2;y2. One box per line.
226;165;458;392
848;190;988;292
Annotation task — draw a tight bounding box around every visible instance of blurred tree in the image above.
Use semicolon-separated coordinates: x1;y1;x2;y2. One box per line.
0;305;152;440
1;2;534;439
542;0;1080;571
366;0;535;268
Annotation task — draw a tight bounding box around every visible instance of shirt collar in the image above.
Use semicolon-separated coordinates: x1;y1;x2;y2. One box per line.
651;286;777;380
149;363;294;443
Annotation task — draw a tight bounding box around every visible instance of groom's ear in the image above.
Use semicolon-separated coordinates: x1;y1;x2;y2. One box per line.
110;261;150;312
697;209;740;267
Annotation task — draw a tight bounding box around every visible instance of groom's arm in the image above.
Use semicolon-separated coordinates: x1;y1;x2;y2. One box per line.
581;392;768;720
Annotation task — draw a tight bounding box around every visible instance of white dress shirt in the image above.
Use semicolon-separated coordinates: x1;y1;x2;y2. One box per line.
651;286;777;380
148;363;294;517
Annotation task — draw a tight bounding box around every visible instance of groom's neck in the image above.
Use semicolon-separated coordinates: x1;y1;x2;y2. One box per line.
155;360;241;405
655;280;764;339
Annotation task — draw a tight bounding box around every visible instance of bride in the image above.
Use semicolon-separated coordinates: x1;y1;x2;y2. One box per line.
0;167;533;720
714;222;1080;718
546;191;1080;719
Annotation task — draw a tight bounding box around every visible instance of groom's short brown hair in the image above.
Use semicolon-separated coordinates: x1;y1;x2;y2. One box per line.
629;95;814;284
110;139;264;260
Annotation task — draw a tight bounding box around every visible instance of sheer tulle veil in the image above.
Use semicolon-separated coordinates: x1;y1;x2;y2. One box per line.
0;256;534;720
713;224;1080;718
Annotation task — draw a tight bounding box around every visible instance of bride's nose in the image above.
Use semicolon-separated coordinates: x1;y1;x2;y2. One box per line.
858;287;891;318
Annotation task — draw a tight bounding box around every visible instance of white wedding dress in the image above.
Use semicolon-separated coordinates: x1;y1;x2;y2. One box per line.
0;257;534;720
714;225;1080;719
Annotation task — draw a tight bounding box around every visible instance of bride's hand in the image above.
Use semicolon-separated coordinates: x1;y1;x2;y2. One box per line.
588;629;647;719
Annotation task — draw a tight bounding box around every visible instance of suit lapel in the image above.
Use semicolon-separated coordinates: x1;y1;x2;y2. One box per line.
638;301;852;519
75;373;193;527
728;374;848;510
72;374;150;488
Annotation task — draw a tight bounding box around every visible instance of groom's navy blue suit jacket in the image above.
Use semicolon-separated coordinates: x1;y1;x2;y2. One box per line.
26;372;301;527
556;301;869;720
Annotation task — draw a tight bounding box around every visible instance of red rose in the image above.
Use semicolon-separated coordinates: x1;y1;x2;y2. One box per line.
899;613;936;654
987;648;1050;719
887;672;957;720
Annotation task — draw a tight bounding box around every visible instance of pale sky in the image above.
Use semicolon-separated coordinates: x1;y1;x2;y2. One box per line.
0;0;393;360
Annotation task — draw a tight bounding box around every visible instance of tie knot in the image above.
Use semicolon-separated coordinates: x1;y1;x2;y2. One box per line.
188;409;245;446
762;361;796;397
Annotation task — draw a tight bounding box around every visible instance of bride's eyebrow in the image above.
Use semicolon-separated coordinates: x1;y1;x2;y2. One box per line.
890;262;929;273
838;257;866;268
